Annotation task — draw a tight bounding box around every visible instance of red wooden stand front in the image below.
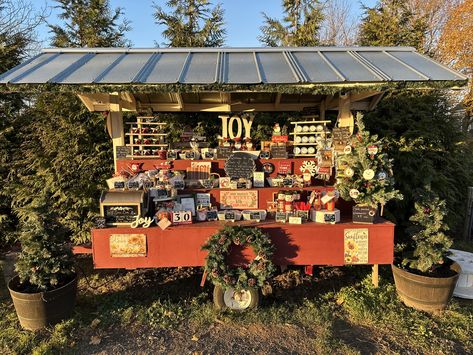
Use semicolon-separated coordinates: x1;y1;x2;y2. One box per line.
91;220;394;269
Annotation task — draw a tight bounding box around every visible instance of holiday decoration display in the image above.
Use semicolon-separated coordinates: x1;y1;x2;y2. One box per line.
335;113;402;216
291;120;332;157
126;117;168;158
202;226;276;290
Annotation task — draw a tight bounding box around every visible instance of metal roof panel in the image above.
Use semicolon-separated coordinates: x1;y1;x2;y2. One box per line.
144;52;188;83
58;53;123;83
96;53;153;83
356;51;426;81
180;52;218;84
255;52;299;83
291;51;342;82
12;53;87;83
224;52;260;84
387;51;465;80
322;52;380;82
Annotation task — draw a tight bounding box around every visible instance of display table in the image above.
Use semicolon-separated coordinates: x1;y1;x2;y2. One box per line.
91;219;394;269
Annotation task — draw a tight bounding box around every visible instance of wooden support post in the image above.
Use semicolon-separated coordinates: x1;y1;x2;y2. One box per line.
337;93;354;134
372;264;379;288
320;97;326;120
108;93;124;172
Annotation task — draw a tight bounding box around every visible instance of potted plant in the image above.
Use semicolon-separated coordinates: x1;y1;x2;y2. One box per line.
392;193;460;313
8;207;77;330
335;113;402;223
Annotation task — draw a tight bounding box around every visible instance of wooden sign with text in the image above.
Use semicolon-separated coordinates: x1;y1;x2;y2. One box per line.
220;190;258;209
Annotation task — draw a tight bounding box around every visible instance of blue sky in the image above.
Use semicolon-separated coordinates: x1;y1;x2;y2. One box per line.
33;0;377;47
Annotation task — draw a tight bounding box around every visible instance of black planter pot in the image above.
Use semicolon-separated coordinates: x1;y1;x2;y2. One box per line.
8;274;77;330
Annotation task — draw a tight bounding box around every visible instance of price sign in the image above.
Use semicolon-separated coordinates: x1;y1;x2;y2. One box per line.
278;161;292;174
259;151;270;159
185;151;196;160
167;151;178;160
172;210;192;225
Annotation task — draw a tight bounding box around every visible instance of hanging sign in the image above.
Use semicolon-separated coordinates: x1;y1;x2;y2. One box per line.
110;234;147;258
220;190;258;209
224;152;256;180
344;228;369;264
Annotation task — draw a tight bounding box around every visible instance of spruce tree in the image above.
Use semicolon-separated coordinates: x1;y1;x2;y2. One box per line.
358;0;428;52
153;0;226;47
402;192;452;274
11;0;130;244
49;0;131;47
259;0;324;47
0;0;45;248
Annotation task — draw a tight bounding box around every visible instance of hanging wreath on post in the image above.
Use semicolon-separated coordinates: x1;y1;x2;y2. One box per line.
202;226;276;290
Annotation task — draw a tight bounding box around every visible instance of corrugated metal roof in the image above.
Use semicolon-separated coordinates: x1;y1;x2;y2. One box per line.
0;47;467;85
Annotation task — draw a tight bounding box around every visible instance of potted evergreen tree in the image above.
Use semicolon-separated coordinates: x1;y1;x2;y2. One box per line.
392;193;460;313
336;113;402;223
8;204;77;330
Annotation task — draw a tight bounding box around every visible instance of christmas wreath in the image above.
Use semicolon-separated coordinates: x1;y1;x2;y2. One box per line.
202;226;276;290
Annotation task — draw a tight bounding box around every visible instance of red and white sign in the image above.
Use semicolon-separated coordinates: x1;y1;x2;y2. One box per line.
278;161;292;174
271;135;288;143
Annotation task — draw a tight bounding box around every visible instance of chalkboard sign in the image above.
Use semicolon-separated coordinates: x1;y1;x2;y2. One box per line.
114;181;125;189
250;211;261;220
276;212;287;223
103;205;139;224
127;181;140;190
206;210;218;221
352;205;377;224
204;151;215;159
216;146;233;159
156;189;168;198
224;152;256;180
167;151;178;160
270;145;288;159
95;217;107;229
282;178;294;187
324;213;336;223
116;146;130;159
296;210;309;221
259;151;270;159
143;180;153;189
225;211;236;220
173;180;185;190
185;151;196;160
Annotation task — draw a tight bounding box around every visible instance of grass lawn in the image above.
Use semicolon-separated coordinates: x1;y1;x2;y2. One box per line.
1;256;472;354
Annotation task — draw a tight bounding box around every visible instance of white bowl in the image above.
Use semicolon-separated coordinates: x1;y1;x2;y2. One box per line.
295;136;302;143
301;147;308;154
309;136;316;143
302;125;309;132
294;147;301;154
308;147;315;154
309;125;316;132
302;136;309;143
296;126;303;132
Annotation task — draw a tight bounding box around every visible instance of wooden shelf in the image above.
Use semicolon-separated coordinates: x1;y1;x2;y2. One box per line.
128;144;168;147
291;132;326;135
126;122;167;125
293;143;318;146
290;120;331;125
294;154;318;157
126;133;167;136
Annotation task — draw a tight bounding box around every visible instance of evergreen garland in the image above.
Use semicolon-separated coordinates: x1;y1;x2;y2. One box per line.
335;112;402;209
402;193;452;274
202;226;276;290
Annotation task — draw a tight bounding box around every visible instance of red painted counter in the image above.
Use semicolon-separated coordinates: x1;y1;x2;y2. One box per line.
91;219;394;269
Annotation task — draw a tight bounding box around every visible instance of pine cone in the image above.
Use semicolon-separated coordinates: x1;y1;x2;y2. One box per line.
248;278;256;287
218;237;225;245
234;237;241;245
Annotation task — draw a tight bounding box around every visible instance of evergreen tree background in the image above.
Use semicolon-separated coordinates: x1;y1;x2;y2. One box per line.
259;0;324;47
7;0;130;245
153;0;226;47
357;0;428;51
0;0;46;249
358;0;473;240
